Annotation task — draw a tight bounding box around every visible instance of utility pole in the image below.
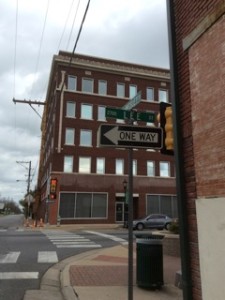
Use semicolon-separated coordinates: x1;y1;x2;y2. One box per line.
13;98;45;118
16;161;32;218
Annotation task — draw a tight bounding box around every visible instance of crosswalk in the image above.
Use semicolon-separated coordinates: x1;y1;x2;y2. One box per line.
0;251;59;264
42;229;102;248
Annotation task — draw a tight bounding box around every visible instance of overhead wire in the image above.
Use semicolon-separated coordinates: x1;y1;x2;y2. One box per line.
30;0;50;100
66;0;81;50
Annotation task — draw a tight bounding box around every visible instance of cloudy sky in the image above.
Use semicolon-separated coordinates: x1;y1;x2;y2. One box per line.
0;0;169;204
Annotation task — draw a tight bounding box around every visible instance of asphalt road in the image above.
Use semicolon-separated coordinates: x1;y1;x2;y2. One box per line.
0;215;129;300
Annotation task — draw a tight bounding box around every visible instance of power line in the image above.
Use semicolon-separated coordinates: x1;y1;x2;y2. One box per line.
30;0;50;99
66;0;81;50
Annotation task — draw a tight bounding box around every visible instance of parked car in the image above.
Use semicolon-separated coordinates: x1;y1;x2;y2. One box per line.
132;214;172;230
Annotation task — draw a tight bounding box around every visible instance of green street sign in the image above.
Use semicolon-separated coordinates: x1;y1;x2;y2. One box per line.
136;111;155;123
106;107;155;123
106;107;130;120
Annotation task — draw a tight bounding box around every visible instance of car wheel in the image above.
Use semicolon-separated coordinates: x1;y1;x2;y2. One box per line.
165;223;171;230
136;223;144;230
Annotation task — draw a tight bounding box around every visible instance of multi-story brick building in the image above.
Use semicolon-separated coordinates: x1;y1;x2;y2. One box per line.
168;1;225;300
37;51;176;226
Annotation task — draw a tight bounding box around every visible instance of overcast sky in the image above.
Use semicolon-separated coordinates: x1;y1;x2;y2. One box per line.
0;0;169;204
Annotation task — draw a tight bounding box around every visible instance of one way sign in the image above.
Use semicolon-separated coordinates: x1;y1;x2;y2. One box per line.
98;124;162;149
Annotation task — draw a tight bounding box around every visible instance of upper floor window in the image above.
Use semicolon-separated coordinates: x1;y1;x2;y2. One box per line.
129;84;137;98
117;83;125;98
147;161;155;176
65;128;75;145
98;106;106;121
96;158;105;174
160;161;170;177
133;160;137;176
81;104;93;120
159;89;168;103
68;76;77;91
82;78;93;93
79;157;91;173
80;129;92;147
66;101;76;118
98;80;107;95
116;159;124;175
64;156;73;173
146;87;154;101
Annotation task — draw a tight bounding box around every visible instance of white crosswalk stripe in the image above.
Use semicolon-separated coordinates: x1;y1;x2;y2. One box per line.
85;230;128;245
0;272;39;280
0;252;20;263
42;229;102;249
38;251;58;263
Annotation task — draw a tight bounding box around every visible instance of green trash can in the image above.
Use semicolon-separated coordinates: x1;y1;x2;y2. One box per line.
136;233;164;288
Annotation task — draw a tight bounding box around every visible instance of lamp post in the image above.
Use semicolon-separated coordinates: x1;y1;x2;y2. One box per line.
123;179;128;228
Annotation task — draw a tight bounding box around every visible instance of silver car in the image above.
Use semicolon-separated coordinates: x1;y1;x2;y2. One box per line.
133;214;172;231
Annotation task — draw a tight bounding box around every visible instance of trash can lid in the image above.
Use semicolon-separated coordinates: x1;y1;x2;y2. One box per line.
135;233;164;240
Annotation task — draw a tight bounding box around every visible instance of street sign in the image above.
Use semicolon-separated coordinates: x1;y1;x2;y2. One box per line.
122;91;142;110
136;111;155;123
106;107;155;122
105;107;130;120
98;124;162;149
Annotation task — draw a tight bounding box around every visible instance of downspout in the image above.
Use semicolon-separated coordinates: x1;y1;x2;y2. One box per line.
166;1;193;299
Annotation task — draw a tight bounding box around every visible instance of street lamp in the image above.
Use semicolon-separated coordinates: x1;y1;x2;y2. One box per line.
123;179;128;228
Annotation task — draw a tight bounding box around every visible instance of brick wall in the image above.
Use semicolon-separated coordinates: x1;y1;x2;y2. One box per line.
171;1;225;299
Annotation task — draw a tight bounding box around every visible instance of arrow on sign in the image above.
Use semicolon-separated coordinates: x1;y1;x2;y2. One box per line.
98;125;162;149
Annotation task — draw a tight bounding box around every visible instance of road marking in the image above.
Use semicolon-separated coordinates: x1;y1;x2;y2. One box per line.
0;252;20;263
38;251;58;263
85;231;128;245
0;229;7;232
56;244;102;248
0;272;39;280
42;230;102;249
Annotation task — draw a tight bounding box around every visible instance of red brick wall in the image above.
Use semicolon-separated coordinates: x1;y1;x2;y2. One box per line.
172;1;225;299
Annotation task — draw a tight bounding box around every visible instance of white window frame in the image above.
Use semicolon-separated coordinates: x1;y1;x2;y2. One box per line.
65;128;75;145
82;78;94;93
81;104;93;120
66;101;76;118
79;157;91;173
64;156;73;173
67;76;77;91
96;157;105;174
116;159;124;175
159;161;170;177
147;161;155;176
80;129;92;147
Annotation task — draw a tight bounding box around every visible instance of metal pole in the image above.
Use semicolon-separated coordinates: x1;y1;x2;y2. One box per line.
128;148;134;300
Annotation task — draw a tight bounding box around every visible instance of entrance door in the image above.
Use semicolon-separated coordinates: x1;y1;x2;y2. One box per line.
115;202;124;222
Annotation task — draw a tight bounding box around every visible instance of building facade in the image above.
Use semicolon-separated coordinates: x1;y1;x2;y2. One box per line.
37;52;176;225
168;1;225;300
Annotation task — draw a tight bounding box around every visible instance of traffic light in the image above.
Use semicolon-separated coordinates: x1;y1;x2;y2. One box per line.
159;102;174;155
50;178;57;200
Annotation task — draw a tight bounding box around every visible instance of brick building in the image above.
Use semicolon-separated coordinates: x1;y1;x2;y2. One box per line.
168;1;225;300
37;51;176;226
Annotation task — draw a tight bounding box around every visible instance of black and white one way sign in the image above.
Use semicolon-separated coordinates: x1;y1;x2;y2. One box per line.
98;124;162;149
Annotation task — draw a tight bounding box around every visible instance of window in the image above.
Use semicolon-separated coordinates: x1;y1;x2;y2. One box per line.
133;160;137;176
159;89;168;102
82;78;93;93
117;83;125;98
160;161;170;177
68;76;77;90
98;106;106;121
79;157;91;173
80;130;92;147
59;192;107;219
65;128;75;145
66;101;76;118
98;80;107;95
129;84;137;98
147;161;155;176
146;87;154;101
81;104;93;119
64;156;73;173
96;158;105;174
116;159;124;175
146;195;178;218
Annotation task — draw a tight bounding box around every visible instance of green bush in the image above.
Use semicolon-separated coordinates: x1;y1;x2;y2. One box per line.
169;219;179;234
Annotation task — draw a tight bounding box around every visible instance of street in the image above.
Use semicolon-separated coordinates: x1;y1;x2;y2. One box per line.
0;215;128;300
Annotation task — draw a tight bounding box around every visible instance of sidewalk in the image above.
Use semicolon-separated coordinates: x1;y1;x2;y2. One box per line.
23;223;183;300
